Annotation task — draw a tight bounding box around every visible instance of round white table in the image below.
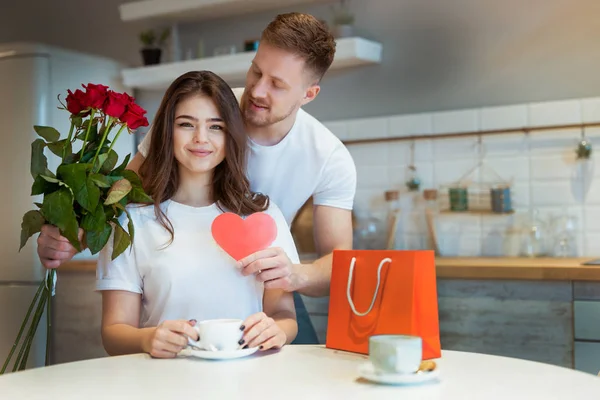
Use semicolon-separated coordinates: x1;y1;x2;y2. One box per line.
0;345;598;399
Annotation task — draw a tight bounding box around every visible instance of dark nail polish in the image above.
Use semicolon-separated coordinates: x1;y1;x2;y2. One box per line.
189;319;197;323
239;325;245;331
242;345;248;349
238;339;245;345
259;345;263;350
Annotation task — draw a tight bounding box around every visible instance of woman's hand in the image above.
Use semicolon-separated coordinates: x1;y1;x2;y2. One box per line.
240;312;287;351
142;319;198;358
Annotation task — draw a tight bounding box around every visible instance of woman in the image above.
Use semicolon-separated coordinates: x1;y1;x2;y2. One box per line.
96;71;298;359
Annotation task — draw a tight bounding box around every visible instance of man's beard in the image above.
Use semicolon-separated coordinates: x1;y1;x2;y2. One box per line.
243;96;298;128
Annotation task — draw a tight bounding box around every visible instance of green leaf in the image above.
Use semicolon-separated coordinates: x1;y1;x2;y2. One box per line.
121;169;142;187
106;175;123;185
34;202;43;208
111;220;131;260
100;150;118;174
71;115;83;128
76;121;98;142
30;139;47;179
57;164;99;212
116;203;135;245
41;188;80;251
85;223;111;255
104;179;132;205
64;152;80;164
34;126;60;142
81;202;106;232
110;154;131;176
94;153;107;169
89;173;111;188
19;210;46;251
31;175;58;196
47;139;72;159
128;187;153;204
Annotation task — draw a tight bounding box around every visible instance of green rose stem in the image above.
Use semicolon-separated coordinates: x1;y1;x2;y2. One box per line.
106;124;127;156
91;117;115;170
79;109;97;159
16;288;48;371
62;121;75;160
0;281;44;374
45;271;55;366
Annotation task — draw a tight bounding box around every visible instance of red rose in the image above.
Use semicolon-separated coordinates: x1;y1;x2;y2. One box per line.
121;102;149;130
103;91;130;119
82;83;108;109
65;89;88;115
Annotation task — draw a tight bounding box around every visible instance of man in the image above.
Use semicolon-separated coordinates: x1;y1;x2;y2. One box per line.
37;12;356;344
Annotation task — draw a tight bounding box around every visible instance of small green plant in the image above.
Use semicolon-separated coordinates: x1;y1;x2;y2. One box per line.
139;28;170;48
331;0;355;25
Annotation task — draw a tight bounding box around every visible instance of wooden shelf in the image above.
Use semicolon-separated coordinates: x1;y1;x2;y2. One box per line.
119;0;335;23
439;209;515;215
121;37;382;90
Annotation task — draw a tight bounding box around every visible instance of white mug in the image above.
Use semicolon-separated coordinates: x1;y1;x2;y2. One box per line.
369;335;422;374
188;318;243;351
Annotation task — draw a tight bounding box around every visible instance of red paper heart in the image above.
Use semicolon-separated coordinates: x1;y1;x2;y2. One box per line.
211;212;277;261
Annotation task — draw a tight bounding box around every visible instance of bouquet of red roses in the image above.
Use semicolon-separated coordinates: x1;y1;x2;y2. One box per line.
1;83;152;374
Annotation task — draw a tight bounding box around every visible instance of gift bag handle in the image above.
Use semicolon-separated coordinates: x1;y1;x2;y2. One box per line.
346;256;392;316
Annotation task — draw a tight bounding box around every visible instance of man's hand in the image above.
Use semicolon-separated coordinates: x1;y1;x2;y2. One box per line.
238;247;298;292
37;225;83;269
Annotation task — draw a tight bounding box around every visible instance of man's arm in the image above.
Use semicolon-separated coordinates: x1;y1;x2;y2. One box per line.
290;204;353;297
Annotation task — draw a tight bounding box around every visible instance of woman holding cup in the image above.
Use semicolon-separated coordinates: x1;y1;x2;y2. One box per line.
96;71;298;358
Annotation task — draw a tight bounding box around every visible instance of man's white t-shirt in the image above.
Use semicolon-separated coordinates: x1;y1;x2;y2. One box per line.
137;88;357;225
96;201;299;327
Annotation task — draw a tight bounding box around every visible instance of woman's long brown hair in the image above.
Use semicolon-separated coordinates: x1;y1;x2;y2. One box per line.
139;71;269;244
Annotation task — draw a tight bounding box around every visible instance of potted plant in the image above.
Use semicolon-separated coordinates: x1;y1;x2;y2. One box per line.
139;28;170;66
331;0;355;38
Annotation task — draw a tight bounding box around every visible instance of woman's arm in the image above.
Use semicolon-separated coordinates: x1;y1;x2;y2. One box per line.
101;290;197;358
101;290;150;356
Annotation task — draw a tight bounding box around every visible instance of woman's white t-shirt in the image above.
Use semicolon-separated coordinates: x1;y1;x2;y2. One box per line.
95;200;299;328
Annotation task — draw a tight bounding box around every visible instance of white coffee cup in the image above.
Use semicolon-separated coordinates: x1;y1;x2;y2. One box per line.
369;335;423;374
188;318;244;351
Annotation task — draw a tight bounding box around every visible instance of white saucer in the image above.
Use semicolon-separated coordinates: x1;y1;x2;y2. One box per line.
358;362;440;385
185;346;259;360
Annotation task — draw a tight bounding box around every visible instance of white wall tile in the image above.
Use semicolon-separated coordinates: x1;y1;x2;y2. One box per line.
582;97;600;123
388;113;433;137
348;143;389;166
433;109;479;134
482;132;529;157
582;177;600;204
530;154;578;180
530;181;583;206
346;117;389;140
480;105;528;131
584;233;600;256
436;214;482;235
323;121;348;140
415;139;434;162
356;166;389;189
584;206;600;232
528;99;582;127
528;128;581;155
437;233;482;256
386;141;410;166
434;159;480;186
483;157;529;183
433;136;479;160
511;182;531;208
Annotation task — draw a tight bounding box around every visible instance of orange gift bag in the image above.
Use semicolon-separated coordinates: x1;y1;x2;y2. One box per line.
325;249;441;360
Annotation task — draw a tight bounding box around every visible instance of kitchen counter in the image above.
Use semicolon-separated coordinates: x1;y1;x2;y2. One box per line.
59;256;600;281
